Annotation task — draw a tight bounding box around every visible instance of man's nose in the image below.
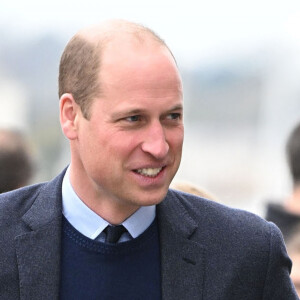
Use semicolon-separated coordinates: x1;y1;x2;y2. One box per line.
141;122;169;159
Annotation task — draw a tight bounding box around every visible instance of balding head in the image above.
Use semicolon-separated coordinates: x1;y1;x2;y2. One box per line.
59;19;173;119
77;19;165;45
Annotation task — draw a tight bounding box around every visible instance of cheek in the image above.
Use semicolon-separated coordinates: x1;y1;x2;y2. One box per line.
94;134;141;176
109;131;143;152
167;129;184;151
77;124;109;165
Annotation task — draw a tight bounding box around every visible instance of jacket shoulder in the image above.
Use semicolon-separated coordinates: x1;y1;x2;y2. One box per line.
166;189;279;242
0;183;46;222
0;168;66;225
164;189;297;298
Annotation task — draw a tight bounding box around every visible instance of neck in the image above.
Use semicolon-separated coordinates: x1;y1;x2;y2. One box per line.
86;199;140;225
69;165;140;225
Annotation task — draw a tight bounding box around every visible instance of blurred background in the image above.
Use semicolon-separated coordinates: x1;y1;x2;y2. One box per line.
1;0;300;215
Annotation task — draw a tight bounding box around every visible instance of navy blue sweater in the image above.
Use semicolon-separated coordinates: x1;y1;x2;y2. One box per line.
60;216;161;300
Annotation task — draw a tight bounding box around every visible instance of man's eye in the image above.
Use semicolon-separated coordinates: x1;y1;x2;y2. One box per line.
125;115;141;122
167;113;181;120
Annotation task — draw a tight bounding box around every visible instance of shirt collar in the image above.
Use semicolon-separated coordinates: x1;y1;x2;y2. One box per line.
62;167;156;239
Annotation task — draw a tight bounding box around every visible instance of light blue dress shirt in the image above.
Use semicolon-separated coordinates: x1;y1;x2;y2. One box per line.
62;167;156;243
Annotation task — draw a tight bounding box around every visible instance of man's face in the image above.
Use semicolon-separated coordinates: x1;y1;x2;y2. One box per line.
71;41;183;217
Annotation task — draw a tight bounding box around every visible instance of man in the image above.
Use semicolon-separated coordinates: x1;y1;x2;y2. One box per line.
0;20;297;299
0;128;33;193
266;122;300;241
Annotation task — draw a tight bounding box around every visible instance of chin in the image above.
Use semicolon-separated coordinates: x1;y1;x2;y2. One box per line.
136;190;168;206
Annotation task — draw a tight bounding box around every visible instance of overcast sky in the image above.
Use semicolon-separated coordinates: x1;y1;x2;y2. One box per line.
1;0;300;66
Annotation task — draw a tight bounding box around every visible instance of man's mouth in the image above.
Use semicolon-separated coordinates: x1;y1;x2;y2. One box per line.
134;167;163;177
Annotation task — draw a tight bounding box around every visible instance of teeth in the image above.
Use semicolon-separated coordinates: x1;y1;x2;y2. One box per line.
136;167;162;177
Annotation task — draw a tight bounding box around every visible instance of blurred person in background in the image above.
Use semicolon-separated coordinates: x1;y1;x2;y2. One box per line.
0;19;297;299
0;128;33;193
266;122;300;241
171;181;217;201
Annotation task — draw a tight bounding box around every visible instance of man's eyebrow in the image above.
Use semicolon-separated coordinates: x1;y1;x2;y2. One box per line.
111;104;183;119
168;104;183;111
111;109;144;119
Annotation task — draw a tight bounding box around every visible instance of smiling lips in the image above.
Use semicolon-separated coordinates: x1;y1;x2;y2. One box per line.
134;167;164;177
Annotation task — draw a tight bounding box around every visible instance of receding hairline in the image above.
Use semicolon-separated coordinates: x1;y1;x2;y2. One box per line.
76;19;166;45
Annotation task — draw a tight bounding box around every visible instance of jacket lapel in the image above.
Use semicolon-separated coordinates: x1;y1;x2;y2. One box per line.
14;172;205;299
158;191;206;300
15;172;65;300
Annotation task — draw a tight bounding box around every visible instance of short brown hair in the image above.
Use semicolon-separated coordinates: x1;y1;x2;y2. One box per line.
58;20;173;119
58;36;102;119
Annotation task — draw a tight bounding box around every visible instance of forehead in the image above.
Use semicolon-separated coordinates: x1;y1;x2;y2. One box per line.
99;39;182;94
88;42;183;119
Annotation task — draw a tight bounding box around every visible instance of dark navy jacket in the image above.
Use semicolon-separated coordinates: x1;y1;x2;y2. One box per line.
0;169;298;299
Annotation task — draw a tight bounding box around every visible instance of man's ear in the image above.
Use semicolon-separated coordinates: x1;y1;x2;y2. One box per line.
60;93;81;140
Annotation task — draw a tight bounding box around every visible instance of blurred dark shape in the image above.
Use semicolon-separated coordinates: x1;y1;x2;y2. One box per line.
265;204;300;240
287;123;300;188
265;122;300;240
0;128;34;193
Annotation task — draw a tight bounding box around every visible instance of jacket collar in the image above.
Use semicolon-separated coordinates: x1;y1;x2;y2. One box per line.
158;189;206;300
15;169;66;300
